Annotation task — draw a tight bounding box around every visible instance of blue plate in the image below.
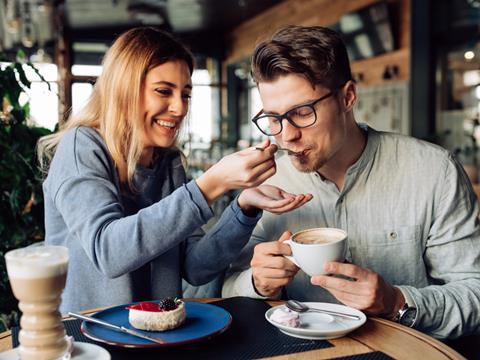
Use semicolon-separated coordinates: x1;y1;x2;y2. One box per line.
81;301;232;348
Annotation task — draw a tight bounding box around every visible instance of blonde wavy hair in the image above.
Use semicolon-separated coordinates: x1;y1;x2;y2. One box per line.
37;27;194;187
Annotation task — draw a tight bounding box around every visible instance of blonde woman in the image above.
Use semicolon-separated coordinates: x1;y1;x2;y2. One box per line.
37;27;311;313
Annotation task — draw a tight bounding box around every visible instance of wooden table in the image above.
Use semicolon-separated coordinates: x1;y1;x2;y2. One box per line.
0;299;465;360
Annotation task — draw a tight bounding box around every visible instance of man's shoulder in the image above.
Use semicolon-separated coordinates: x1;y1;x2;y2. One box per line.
375;130;451;163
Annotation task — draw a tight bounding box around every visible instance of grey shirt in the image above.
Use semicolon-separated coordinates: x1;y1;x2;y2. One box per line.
223;125;480;339
44;127;260;313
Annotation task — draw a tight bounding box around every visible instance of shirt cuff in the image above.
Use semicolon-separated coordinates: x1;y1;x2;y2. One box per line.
232;268;271;299
229;195;263;226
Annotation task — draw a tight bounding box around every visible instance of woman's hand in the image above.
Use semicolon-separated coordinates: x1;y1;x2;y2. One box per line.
196;140;278;205
237;185;313;215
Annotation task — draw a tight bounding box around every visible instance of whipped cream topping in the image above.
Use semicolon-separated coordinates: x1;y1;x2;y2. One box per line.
270;307;300;328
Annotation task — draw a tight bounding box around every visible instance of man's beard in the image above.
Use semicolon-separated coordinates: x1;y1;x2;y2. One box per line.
290;152;326;173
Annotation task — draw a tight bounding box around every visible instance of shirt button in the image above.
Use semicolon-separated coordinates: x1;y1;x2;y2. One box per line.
389;231;397;239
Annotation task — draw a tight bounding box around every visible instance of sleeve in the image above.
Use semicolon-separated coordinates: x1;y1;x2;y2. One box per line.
50;129;216;279
222;218;276;299
398;154;480;339
181;192;262;286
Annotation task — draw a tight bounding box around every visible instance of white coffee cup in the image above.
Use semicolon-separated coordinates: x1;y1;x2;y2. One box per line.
284;227;347;276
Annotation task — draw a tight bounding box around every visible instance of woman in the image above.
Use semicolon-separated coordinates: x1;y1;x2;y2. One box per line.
37;27;311;313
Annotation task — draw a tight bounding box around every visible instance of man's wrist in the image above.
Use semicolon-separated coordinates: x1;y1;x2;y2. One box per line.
388;286;406;320
392;287;417;327
251;275;281;298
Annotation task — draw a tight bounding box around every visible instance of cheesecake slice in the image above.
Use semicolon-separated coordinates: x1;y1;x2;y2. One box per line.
127;298;186;331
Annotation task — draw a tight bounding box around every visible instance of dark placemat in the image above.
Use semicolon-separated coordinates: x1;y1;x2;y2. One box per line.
12;297;332;359
333;352;395;360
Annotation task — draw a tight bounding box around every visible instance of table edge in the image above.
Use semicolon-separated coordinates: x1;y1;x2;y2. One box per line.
0;298;465;359
360;317;465;359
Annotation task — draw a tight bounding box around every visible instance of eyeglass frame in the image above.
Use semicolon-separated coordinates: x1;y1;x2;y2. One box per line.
251;88;340;136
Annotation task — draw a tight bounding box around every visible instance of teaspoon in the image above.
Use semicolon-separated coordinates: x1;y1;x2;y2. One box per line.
286;300;361;321
255;147;301;155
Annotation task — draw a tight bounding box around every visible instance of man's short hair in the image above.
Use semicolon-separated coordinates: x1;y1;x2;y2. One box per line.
251;25;352;90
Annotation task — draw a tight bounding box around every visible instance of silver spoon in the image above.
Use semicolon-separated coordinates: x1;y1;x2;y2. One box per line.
255;147;301;155
286;300;362;321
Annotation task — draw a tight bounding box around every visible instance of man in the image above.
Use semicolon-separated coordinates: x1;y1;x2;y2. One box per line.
222;25;480;339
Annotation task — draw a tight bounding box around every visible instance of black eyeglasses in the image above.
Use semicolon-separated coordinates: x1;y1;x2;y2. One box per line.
252;90;337;136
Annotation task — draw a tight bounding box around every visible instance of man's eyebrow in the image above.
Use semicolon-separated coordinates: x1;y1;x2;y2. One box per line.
264;97;320;115
152;81;192;90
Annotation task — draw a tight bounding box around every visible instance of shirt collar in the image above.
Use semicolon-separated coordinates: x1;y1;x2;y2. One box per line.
345;123;380;176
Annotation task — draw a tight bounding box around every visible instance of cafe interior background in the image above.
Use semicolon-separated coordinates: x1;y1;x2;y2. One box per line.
0;0;479;351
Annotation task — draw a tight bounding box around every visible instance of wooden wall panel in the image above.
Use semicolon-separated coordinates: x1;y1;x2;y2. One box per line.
351;48;409;86
225;0;410;85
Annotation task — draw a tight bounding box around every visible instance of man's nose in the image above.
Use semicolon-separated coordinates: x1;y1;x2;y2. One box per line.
280;119;301;143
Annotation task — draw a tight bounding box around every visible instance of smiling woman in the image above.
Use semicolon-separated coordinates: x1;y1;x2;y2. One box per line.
33;27;312;314
139;60;192;164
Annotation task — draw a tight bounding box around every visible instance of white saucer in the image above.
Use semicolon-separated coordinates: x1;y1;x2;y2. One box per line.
71;342;110;359
265;302;367;340
0;342;110;360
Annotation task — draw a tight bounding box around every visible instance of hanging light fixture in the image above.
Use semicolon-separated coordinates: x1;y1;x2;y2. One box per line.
5;0;21;34
1;0;55;53
20;0;35;48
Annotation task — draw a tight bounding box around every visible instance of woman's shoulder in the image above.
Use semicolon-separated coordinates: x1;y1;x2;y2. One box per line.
52;126;114;177
60;126;105;149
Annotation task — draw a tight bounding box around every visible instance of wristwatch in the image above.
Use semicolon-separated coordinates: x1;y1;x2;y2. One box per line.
395;302;417;327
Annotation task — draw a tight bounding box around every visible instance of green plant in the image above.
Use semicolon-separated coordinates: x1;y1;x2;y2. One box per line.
0;50;52;331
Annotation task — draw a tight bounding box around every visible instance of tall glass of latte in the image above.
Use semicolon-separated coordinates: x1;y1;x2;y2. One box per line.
5;245;70;360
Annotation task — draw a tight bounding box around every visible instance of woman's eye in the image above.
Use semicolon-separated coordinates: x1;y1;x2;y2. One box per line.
182;93;192;100
155;89;172;96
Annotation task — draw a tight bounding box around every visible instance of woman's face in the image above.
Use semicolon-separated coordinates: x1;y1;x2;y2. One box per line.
139;60;192;150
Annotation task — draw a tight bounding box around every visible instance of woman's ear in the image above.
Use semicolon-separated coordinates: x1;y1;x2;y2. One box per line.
342;80;357;112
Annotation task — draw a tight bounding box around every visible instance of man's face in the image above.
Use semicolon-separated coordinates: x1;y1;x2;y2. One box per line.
258;74;349;173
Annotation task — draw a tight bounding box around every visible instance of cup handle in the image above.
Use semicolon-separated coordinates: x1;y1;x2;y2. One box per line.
283;240;300;267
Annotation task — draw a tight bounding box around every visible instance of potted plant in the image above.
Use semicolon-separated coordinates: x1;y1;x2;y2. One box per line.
0;50;52;331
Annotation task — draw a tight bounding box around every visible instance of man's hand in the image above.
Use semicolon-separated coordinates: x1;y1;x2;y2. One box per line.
251;231;299;297
310;262;405;318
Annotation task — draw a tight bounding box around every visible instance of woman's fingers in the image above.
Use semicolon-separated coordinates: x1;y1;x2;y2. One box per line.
257;197;294;209
247;165;277;187
265;193;313;213
243;144;278;168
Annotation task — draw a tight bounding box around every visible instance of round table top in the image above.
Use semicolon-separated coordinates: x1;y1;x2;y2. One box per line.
0;298;465;360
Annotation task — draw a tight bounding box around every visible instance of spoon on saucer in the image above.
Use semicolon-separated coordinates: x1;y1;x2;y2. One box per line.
286;300;361;321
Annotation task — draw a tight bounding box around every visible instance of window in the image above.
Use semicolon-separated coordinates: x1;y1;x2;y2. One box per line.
188;69;213;143
248;82;265;141
18;63;58;130
71;82;94;115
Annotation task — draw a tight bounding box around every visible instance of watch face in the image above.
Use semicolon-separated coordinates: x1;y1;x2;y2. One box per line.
399;307;417;327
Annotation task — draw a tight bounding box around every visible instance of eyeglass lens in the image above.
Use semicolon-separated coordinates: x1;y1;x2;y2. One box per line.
255;105;316;135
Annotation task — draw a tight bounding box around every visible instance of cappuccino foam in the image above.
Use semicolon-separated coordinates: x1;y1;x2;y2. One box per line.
5;246;68;279
293;230;345;245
